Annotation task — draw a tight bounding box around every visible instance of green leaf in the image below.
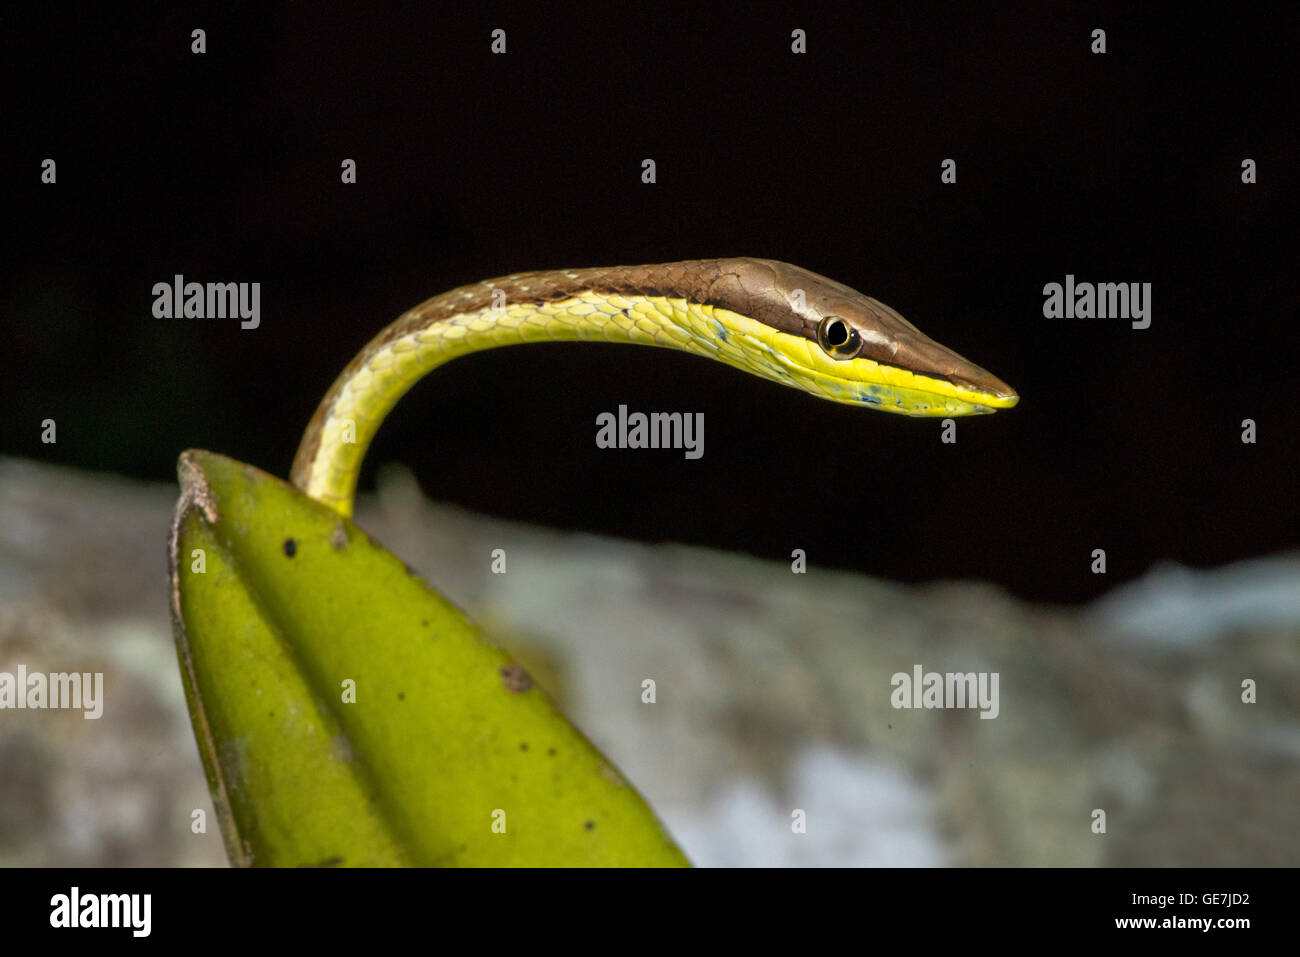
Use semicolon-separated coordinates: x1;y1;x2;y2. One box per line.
168;450;688;867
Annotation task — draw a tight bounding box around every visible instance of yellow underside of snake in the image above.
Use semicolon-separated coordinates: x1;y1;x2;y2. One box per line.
291;259;1019;517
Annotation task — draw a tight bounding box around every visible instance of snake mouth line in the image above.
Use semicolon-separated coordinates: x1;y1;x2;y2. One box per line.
754;330;1018;417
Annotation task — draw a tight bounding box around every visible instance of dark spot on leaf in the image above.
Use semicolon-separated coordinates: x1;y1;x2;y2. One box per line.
499;663;533;693
547;747;556;757
584;820;595;831
283;538;297;557
520;742;528;751
421;619;429;627
398;692;405;701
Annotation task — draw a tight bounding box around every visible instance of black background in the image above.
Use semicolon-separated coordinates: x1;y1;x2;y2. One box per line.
6;2;1297;603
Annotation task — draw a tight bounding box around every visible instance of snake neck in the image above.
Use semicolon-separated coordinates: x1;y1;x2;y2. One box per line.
292;291;749;516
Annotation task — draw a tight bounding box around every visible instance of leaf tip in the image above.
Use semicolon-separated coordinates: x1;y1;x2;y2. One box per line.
176;449;221;525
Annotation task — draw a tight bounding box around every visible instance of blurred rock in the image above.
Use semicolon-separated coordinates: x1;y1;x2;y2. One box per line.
1;456;1296;866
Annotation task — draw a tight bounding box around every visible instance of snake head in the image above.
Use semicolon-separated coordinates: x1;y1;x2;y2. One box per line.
716;259;1020;416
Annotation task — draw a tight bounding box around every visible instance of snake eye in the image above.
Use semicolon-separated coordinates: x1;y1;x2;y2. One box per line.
816;316;862;360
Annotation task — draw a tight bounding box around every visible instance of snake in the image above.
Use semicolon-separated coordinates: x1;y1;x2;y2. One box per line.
291;258;1018;517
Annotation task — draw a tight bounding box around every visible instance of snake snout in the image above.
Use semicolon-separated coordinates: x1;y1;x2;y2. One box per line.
888;332;1017;408
949;366;1019;406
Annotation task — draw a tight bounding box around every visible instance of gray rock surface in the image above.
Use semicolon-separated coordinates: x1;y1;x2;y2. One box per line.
1;456;1296;866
